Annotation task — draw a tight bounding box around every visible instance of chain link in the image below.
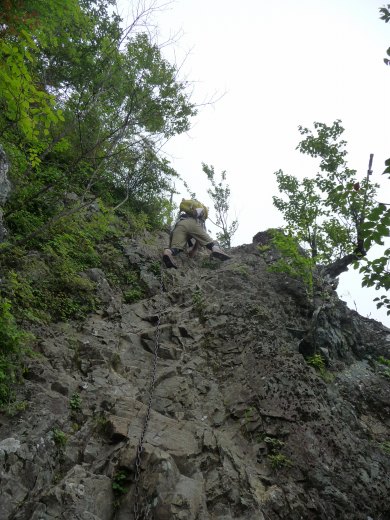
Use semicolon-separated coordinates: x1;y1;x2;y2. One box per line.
133;268;164;520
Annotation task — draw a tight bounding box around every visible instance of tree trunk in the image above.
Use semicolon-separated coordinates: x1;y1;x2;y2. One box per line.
321;253;359;278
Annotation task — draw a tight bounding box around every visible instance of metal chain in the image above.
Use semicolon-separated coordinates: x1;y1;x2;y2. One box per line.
133;268;164;520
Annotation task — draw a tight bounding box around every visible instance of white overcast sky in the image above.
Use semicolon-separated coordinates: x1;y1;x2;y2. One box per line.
118;0;390;327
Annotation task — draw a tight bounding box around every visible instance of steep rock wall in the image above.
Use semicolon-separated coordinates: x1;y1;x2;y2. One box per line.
0;232;389;520
0;145;11;241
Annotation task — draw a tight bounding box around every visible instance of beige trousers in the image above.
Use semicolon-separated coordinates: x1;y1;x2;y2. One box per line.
170;218;213;250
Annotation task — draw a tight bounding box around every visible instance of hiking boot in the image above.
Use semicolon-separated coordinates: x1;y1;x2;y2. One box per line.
210;244;230;261
163;248;177;268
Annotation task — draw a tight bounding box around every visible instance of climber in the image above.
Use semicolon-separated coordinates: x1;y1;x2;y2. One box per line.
163;198;231;268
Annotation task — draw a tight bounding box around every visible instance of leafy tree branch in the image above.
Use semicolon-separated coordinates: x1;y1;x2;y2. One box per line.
202;163;238;248
273;120;389;313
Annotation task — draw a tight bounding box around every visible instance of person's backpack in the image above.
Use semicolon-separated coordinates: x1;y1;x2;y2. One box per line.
179;199;208;220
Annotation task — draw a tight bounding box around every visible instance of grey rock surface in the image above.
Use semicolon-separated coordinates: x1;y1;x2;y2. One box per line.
1;232;389;519
0;144;11;241
0;145;11;205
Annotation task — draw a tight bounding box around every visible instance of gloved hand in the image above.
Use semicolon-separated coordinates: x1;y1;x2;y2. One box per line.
195;207;204;218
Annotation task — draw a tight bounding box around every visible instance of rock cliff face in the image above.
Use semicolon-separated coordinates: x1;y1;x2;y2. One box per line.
0;145;11;241
1;232;390;520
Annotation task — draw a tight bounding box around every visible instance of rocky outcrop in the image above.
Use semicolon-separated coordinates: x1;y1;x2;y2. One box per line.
0;144;11;241
0;232;389;519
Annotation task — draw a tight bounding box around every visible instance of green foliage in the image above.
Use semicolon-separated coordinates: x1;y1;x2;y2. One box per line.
202;163;238;248
112;469;130;496
0;0;197;403
123;287;144;304
262;435;293;470
192;288;206;321
148;261;161;277
0;298;32;405
0;32;64;155
2;399;28;417
69;393;82;411
122;270;145;304
306;353;334;382
268;230;314;295
373;294;390;315
378;356;390;379
264;436;285;451
378;356;390;367
52;428;68;448
230;264;250;279
71;422;80;433
274;121;379;263
357;203;390;312
93;413;109;434
200;257;220;270
273;120;390;312
380;5;390;64
380;441;390;455
306;353;325;372
273;172;323;259
3;194;167;322
192;289;204;310
0;207;118;322
359;243;390;315
240;406;255;428
124;33;195;137
360;7;390;311
380;4;390;23
0;0;195;259
268;453;293;469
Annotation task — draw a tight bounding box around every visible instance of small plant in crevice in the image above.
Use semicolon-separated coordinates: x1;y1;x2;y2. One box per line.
261;435;293;470
192;288;206;322
244;406;255;422
93;413;109;435
2;208;117;323
122;270;145;303
380;440;390;455
112;468;131;496
69;393;82;412
306;353;325;372
239;406;265;444
264;436;285;451
71;422;80;433
378;356;390;367
200;257;220;270
231;264;250;279
377;356;390;380
123;286;144;303
148;260;161;276
2;399;28;417
52;428;68;448
240;406;256;435
257;244;271;253
306;353;334;382
268;453;293;469
0;297;34;408
267;230;314;298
